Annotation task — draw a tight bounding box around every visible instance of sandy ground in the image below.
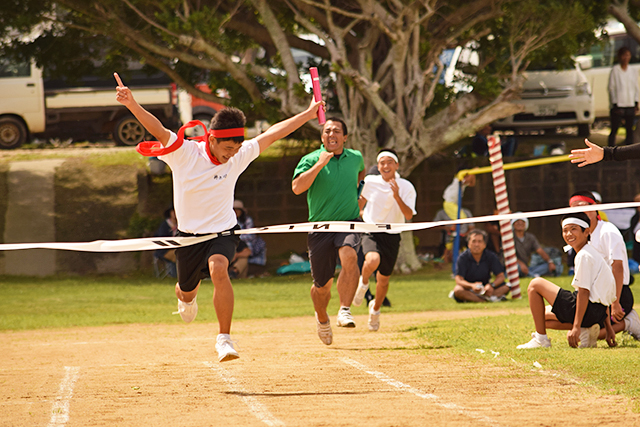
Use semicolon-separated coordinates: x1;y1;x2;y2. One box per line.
1;309;639;427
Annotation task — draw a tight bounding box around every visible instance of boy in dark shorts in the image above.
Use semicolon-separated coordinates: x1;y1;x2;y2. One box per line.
517;213;617;349
353;149;416;331
115;72;322;362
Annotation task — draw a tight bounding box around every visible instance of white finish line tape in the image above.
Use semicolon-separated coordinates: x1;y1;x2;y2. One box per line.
1;202;639;252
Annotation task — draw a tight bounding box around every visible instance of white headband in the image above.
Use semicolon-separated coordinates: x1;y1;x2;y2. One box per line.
562;217;589;229
377;151;398;163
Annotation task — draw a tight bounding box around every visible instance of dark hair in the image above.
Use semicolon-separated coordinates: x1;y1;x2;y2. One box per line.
569;190;596;203
377;148;398;158
163;205;174;219
467;228;487;243
211;107;246;143
561;212;591;232
324;117;348;135
618;46;632;57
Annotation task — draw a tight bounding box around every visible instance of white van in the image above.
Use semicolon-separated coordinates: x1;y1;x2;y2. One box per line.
444;46;595;136
492;65;595;136
576;21;640;120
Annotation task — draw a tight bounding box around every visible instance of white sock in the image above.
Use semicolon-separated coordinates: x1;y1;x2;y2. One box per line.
534;332;548;341
340;306;351;312
217;333;230;341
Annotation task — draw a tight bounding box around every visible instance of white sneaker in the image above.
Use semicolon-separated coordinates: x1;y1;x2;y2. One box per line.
316;313;333;345
517;333;551;349
579;324;600;348
215;334;239;362
336;307;356;328
624;309;640;340
368;300;380;332
352;276;369;307
176;296;198;323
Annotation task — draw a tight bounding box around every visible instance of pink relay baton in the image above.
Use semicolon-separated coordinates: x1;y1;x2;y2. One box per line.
309;67;326;125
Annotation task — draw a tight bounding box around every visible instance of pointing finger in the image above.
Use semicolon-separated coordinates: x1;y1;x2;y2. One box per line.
114;72;124;87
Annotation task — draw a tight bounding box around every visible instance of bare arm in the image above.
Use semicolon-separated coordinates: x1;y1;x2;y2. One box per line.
389;178;414;221
114;73;172;146
455;275;482;292
535;247;556;273
568;288;590;348
291;151;334;195
611;260;625;321
256;98;323;153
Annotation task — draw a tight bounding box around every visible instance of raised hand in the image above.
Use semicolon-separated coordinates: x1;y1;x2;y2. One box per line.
114;72;135;107
569;139;604;167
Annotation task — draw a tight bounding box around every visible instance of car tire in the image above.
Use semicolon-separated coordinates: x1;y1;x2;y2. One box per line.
577;124;591;137
0;117;28;149
113;115;146;146
192;113;213;137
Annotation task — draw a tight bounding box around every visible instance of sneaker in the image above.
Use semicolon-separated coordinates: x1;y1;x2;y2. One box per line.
579;324;600;348
215;334;239;362
316;314;333;345
368;300;380;332
176;296;198;323
517;333;551;349
336;307;356;328
352;276;369;306
624;309;640;340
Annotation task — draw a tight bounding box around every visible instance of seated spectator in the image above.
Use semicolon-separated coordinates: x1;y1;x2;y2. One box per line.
229;200;267;278
517;213;616;349
451;229;509;302
512;215;558;277
154;206;177;278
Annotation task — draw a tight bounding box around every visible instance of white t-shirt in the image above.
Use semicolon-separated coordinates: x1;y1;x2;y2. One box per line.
159;132;260;234
609;64;640;108
361;174;417;234
572;243;616;306
590;220;630;286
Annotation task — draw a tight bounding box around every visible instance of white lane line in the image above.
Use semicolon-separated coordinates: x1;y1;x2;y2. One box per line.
342;358;503;427
47;366;80;427
204;362;285;426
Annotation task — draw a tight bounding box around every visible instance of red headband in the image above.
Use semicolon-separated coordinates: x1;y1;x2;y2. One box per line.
211;128;245;138
569;195;596;205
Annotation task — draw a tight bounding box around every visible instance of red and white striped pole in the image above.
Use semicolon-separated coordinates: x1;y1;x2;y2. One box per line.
488;136;521;298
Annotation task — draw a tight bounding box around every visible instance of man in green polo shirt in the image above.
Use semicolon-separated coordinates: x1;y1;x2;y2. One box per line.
292;117;365;345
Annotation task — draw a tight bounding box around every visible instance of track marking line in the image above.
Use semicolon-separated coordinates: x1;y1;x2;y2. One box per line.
342;358;504;427
203;362;285;426
47;366;80;427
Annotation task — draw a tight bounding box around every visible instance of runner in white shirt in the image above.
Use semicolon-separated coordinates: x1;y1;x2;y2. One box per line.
114;72;323;362
352;149;416;331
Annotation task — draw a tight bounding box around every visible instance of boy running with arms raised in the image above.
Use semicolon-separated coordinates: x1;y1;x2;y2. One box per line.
115;72;322;362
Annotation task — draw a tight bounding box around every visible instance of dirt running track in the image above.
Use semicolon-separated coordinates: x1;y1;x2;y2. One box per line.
1;309;638;427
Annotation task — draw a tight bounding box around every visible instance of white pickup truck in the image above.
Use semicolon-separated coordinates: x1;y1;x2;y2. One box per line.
0;61;179;149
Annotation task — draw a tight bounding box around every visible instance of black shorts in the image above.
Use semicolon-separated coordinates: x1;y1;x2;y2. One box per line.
308;231;361;288
620;285;634;318
362;232;401;276
175;226;240;292
551;288;608;327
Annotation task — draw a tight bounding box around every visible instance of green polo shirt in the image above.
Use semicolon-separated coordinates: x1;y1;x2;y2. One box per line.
293;146;364;221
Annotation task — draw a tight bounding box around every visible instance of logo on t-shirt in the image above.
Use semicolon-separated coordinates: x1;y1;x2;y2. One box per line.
213;173;228;180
